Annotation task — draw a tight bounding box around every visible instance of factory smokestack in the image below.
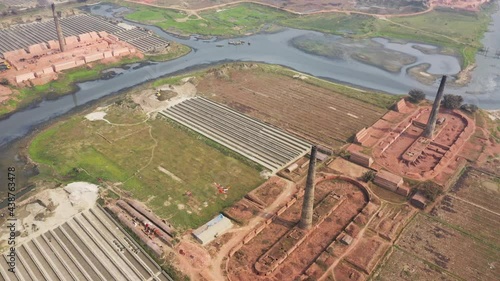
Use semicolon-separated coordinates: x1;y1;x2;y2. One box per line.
423;75;447;139
299;145;317;230
51;3;66;52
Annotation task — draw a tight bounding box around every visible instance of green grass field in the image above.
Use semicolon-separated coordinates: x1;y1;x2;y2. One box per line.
373;8;493;67
29;101;264;230
123;2;495;68
125;3;289;36
281;13;375;35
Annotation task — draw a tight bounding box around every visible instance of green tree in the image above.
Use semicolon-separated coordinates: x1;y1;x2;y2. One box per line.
408;89;426;103
361;170;376;182
460;103;478;113
442;94;464;109
416;181;443;201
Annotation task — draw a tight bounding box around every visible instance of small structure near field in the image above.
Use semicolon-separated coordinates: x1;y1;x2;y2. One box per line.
373;170;403;192
349;151;373;168
410;192;428;209
340;234;353;245
394;98;409;113
192;214;233;245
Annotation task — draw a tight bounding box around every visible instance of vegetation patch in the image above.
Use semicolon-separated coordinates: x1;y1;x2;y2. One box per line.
125;3;289;37
395;214;500;280
123;2;495;68
29;101;264;231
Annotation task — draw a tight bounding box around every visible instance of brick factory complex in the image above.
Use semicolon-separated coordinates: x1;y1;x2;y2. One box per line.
1;2;498;280
0;6;170;102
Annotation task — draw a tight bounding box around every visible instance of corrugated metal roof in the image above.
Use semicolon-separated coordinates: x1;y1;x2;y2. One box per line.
192;214;233;245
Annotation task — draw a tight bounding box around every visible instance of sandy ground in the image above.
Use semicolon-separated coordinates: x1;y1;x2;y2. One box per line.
85;111;108;121
0;182;99;252
328;158;369;179
487;110;500;121
132;78;197;114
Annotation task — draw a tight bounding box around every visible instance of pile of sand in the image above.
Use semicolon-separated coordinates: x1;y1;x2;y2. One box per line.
0;182;99;251
64;182;100;211
133;79;198;113
85;111;108;121
487;110;500;121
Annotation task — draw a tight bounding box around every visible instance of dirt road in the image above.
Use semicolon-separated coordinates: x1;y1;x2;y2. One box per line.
123;0;436;18
173;179;296;281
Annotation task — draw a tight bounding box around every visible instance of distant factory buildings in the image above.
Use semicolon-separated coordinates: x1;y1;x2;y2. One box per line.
373;170;403;192
349;151;373;168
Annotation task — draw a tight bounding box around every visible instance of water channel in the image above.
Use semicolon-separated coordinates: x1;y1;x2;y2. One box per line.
1;4;499;147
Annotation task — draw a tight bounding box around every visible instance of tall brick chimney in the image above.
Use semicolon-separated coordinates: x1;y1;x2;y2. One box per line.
299;145;317;230
423;75;447;139
51;3;66;52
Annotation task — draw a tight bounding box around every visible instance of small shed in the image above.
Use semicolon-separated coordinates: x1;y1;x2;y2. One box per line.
285;163;298;173
340;234;353;245
374;170;403;192
192;214;233;245
117;22;137;30
410;192;428;209
349;151;373;168
396;185;410;197
315;151;329;162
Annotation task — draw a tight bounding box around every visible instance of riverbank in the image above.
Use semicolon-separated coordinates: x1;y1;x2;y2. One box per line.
0;42;190;119
117;1;496;69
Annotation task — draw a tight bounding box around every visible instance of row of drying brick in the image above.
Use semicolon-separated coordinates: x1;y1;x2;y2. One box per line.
0;206;172;281
0;14;124;54
14;47;135;83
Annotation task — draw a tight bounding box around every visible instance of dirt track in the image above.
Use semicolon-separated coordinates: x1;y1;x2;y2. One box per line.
171;179;296;281
124;0;437;17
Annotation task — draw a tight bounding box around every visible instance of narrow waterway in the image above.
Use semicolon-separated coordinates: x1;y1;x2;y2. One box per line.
1;4;499;148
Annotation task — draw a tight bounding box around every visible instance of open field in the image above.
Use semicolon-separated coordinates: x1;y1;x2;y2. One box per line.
431;195;500;247
429;167;500;247
125;3;289;37
372;247;458;281
395;214;500;280
28;101;264;230
123;0;429;14
373;7;494;67
197;65;393;148
281;13;374;35
451;167;500;213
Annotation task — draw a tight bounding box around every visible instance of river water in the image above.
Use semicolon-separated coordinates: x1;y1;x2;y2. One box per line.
0;4;499;148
